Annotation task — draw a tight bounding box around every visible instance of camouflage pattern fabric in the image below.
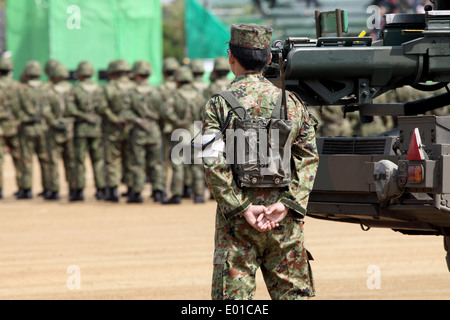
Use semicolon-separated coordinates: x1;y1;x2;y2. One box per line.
12;78;57;192
45;79;77;193
212;213;314;300
165;81;203;197
227;23;273;49
71;78;107;191
121;81;166;194
0;76;22;190
203;73;319;299
101;75;135;189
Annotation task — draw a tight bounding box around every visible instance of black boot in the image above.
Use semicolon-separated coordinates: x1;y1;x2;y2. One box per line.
45;191;60;200
95;188;106;200
70;189;84;201
105;187;119;202
163;195;182;205
17;188;33;199
0;188;2;199
127;191;143;203
152;190;165;203
183;186;192;199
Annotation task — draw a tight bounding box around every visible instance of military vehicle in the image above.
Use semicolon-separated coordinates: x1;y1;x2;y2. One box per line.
264;0;450;270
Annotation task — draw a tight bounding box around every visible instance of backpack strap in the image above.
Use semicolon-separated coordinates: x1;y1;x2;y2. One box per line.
216;91;248;120
270;90;289;120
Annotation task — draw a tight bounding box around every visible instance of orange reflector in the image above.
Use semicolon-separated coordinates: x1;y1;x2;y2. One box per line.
407;165;423;183
407;128;426;160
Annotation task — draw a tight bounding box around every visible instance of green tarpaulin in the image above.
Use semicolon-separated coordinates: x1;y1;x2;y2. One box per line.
6;0;162;84
185;0;230;59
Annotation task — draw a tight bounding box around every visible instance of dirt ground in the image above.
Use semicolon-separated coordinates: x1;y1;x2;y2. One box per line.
0;154;449;300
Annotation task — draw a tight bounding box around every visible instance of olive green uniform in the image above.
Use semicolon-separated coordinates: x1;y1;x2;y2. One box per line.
70;61;107;199
12;61;58;199
101;59;135;201
45;65;78;199
0;59;22;197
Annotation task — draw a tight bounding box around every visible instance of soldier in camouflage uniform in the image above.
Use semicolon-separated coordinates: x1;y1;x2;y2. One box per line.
45;62;78;200
101;59;135;202
0;57;22;198
204;56;232;99
186;59;209;200
122;60;178;203
162;66;205;204
12;61;58;199
70;61;107;201
159;57;180;192
202;24;319;300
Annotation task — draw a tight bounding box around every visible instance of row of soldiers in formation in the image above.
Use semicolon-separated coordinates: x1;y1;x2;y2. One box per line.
0;55;232;204
1;54;445;203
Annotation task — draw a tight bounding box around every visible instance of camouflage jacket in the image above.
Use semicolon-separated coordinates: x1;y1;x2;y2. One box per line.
202;73;319;224
0;76;21;136
102;76;135;140
158;79;177;134
45;80;78;140
71;78;106;138
12;79;57;137
120;82;165;142
165;83;205;134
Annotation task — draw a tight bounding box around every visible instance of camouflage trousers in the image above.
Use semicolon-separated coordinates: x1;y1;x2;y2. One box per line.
3;135;22;189
104;135;132;189
129;130;165;193
47;132;76;192
18;131;52;191
212;211;315;300
74;136;105;190
0;135;22;190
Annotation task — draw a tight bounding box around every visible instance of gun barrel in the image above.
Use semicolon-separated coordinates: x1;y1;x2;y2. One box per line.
285;46;420;87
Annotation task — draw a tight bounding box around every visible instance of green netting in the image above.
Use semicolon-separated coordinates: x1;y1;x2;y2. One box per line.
185;0;230;59
6;0;163;85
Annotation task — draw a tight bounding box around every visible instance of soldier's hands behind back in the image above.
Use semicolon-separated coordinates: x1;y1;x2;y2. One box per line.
243;205;278;232
264;202;289;224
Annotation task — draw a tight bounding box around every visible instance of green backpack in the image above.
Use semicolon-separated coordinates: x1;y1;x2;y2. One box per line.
216;90;293;188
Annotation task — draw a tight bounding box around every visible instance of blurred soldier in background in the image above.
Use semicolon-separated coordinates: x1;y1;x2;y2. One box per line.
159;57;180;193
45;62;78;200
204;56;232;99
0;57;22;198
101;59;134;202
185;59;208;199
12;61;58;199
316;106;353;137
163;66;204;205
70;61;107;201
123;60;169;203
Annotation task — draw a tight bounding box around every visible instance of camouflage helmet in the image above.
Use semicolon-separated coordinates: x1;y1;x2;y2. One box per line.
227;23;273;49
190;59;204;73
163;57;180;72
0;57;13;71
132;60;152;76
174;65;193;82
112;59;131;73
76;61;94;77
24;60;43;77
51;63;69;79
213;56;229;71
106;60;117;75
45;59;60;77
